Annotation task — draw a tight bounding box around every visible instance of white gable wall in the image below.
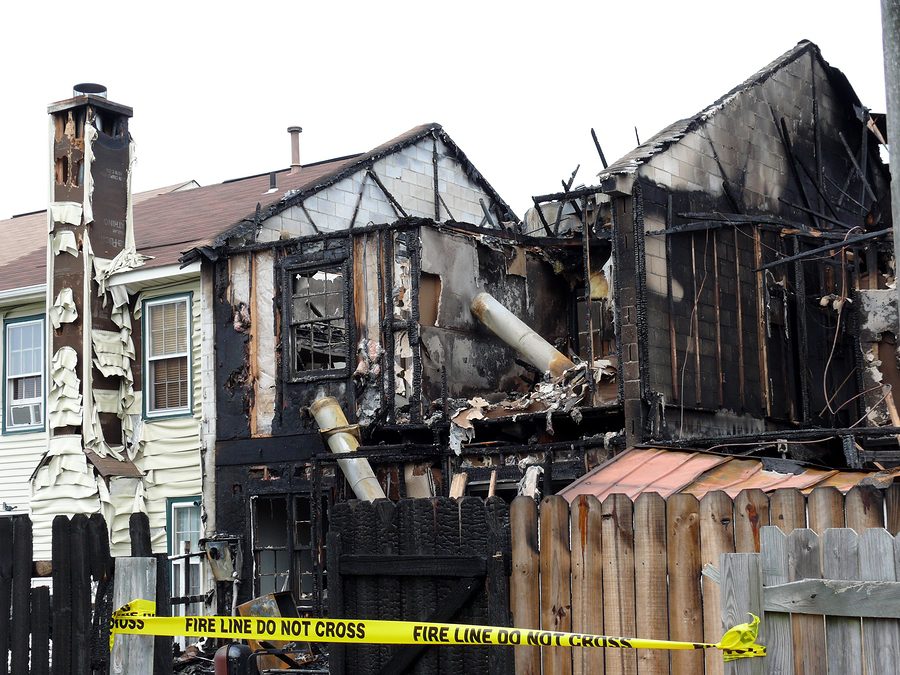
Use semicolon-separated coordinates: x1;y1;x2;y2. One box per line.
257;137;501;242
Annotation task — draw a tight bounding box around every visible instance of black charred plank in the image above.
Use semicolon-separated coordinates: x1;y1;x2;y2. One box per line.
326;531;345;675
377;576;483;675
129;513;152;557
374;499;400;667
353;500;380;673
70;514;91;674
11;515;32;674
51;516;72;675
398;499;438;674
154;553;173;675
88;513;113;582
459;497;489;673
486;497;513;675
338;555;486;577
31;586;50;675
433;497;462;675
0;518;12;675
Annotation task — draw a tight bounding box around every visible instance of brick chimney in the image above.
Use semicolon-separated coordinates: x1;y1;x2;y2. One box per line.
47;84;134;449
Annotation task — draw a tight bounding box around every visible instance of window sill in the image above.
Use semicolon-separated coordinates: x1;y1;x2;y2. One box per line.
2;425;45;436
144;408;193;423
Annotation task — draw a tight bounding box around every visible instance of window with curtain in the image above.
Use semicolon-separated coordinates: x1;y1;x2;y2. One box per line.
5;318;44;431
145;297;190;415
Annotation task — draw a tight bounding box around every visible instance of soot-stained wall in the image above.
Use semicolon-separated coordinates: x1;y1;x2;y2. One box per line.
629;44;890;440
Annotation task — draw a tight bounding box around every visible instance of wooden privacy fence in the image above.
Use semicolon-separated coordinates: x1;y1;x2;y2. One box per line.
0;512;170;675
509;484;900;675
0;513;114;675
722;525;900;674
327;496;513;675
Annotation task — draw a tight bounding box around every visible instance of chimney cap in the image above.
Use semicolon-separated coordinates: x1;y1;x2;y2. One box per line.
73;83;108;98
287;126;303;134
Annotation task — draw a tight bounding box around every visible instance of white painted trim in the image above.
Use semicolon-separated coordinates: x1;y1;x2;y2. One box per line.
0;285;47;307
108;261;200;288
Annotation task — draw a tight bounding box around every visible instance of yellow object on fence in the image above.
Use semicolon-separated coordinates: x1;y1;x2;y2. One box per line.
111;600;765;661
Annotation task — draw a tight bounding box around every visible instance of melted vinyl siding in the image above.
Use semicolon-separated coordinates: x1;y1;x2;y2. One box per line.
0;304;54;558
132;281;203;554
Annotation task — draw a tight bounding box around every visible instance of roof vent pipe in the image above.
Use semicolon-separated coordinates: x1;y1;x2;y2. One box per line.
73;83;108;98
309;396;386;502
471;291;576;378
287;126;303;174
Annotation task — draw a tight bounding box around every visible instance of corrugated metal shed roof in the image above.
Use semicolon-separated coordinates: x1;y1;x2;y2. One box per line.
559;447;900;502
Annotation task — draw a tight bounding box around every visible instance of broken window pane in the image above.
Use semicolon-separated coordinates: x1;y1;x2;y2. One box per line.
290;266;347;374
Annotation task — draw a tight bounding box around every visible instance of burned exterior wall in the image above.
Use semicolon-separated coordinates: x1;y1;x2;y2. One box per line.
417;226;569;406
621;42;892;446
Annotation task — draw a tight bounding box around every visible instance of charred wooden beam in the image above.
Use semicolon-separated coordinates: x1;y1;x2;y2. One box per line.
776;199;855;230
755;229;891;272
591;128;608;169
367;169;408;218
533;185;605;203
837;131;877;203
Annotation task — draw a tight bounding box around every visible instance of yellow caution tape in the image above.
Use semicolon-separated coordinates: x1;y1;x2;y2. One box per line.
111;600;764;661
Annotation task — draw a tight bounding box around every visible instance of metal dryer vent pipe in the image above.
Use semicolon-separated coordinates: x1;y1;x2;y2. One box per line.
287;126;303;174
470;291;576;377
310;396;386;502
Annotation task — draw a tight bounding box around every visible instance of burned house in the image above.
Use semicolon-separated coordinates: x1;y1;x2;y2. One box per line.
183;39;897;611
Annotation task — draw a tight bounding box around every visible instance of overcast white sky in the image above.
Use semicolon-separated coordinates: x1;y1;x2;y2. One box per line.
0;1;889;221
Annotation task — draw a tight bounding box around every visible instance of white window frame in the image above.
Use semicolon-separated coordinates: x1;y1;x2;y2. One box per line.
143;295;192;418
4;317;44;433
169;498;205;647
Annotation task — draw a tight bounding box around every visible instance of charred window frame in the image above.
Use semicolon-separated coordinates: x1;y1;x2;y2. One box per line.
249;493;330;607
281;249;352;383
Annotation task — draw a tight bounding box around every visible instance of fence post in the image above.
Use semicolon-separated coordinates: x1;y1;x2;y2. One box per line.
110;556;156;675
51;515;72;675
0;517;12;675
31;585;51;675
667;493;702;675
71;513;92;674
634;492;668;675
720;552;763;675
11;514;32;674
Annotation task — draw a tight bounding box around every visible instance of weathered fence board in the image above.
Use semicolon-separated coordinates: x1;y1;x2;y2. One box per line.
858;529;900;675
602;494;636;675
721;553;763;675
111;556;157;675
787;529;827;675
510;497;540;675
699;490;735;675
723;526;900;675
510;485;900;675
807;486;844;533
759;527;793;675
667;493;702;675
633;493;668;675
570;495;603;675
733;489;769;553
540;495;572;675
821;528;861;675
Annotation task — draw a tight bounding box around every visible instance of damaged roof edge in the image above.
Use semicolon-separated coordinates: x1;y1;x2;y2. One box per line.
178;124;519;266
597;40;860;181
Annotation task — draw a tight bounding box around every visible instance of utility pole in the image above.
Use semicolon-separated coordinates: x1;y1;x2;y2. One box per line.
883;1;900;337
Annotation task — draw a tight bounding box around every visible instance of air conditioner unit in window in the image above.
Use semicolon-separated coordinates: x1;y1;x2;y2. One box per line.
9;403;40;427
